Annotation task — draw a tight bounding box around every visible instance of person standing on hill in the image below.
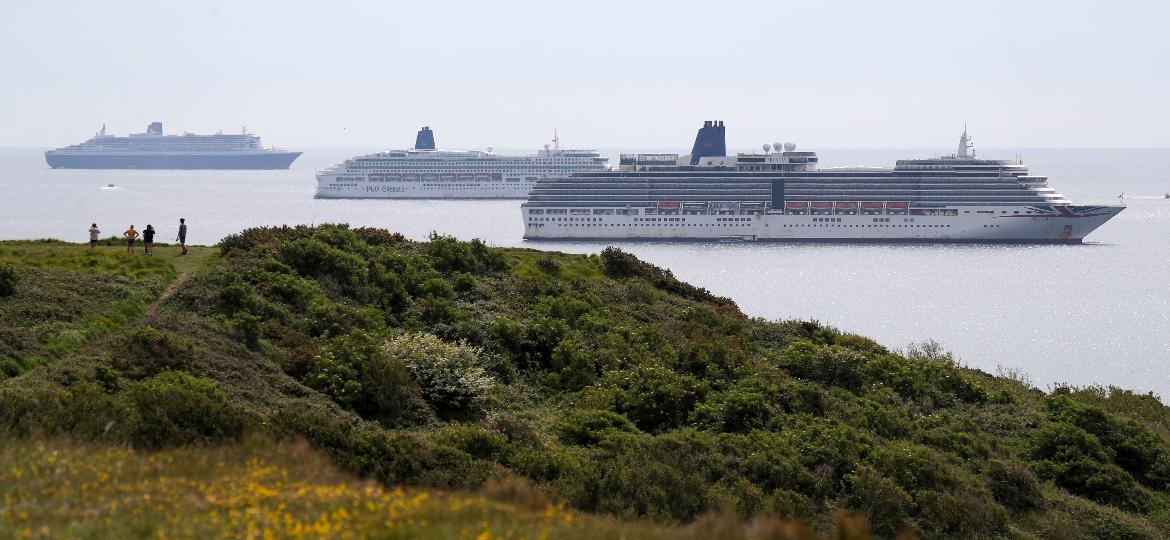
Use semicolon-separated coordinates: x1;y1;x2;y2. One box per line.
143;224;156;256
88;223;100;251
123;225;139;254
176;218;188;255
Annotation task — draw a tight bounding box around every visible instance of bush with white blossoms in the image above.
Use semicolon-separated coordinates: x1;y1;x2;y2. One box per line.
383;332;494;416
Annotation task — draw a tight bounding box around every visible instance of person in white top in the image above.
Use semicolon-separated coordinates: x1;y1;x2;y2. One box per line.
88;223;100;251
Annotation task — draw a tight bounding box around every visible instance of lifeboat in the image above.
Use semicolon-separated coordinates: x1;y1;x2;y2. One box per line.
810;201;832;214
861;202;884;211
658;201;681;209
885;202;908;210
785;201;809;210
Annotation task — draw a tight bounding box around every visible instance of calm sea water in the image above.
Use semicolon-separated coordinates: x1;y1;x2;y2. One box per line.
1;147;1167;398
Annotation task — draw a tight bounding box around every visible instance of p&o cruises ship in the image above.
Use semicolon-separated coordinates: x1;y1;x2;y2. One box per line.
45;122;301;169
315;127;608;199
522;121;1123;243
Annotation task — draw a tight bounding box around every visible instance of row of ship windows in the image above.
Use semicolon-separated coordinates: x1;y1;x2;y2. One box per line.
528;217;946;227
814;217;919;223
526;222;959;229
529;208;1044;216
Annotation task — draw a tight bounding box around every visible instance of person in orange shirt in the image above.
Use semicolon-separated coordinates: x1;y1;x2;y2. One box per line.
123;225;139;254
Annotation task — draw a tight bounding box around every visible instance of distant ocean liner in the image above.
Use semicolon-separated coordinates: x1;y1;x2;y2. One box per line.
45;122;301;169
522;121;1124;243
315;127;608;199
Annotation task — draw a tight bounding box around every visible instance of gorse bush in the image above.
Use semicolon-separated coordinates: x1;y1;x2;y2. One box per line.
118;325;195;377
124;371;246;449
303;331;433;427
0;262;16;297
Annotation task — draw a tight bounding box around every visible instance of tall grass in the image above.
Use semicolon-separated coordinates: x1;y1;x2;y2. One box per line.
0;437;878;539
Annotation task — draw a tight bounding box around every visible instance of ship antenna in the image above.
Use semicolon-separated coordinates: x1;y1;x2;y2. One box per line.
552;129;560;151
241;124;247;135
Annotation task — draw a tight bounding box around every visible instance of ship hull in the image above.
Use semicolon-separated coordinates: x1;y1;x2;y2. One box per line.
522;205;1124;244
44;151;302;170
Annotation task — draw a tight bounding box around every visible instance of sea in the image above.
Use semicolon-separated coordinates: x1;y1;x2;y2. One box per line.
1;147;1167;399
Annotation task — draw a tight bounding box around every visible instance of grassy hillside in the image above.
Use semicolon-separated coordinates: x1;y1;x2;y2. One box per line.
1;228;1169;539
6;436;873;539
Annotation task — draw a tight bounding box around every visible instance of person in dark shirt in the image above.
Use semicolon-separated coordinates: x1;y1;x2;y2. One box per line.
176;218;188;255
143;224;156;256
88;223;100;251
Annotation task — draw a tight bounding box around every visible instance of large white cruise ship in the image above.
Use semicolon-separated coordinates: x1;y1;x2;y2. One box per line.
316;127;608;198
45;122;300;169
522;121;1124;243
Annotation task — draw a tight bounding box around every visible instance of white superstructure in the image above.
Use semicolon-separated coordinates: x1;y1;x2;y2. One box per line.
522;122;1124;244
316;127;608;199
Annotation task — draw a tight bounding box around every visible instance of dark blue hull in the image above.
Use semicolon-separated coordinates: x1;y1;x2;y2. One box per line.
44;151;301;170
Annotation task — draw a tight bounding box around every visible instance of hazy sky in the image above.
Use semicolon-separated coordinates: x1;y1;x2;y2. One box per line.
2;0;1167;149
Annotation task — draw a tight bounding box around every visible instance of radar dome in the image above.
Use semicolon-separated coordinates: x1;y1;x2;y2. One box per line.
486;146;494;153
772;143;783;153
762;144;771;153
784;142;796;152
543;144;550;150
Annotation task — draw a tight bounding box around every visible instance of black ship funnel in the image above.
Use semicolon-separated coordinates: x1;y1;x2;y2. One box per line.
689;120;726;165
415;126;436;150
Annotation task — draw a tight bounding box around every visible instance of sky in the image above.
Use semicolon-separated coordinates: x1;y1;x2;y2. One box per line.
1;0;1168;149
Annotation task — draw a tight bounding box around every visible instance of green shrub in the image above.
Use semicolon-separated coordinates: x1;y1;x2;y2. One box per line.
118;326;195;377
230;311;262;349
1046;395;1170;490
607;364;706;433
842;466;912;537
124;371;246;449
1027;422;1147;510
383;332;495;419
352;226;406;246
599;247;729;306
987;459;1044;512
426;233;505;274
535;256;560;274
270;410;490;489
452;272;477;293
590;431;716;520
778;341;865;392
278;238;368;288
0;381;125;440
261;272;322;309
0;262;17;297
431;424;509;460
555;409;638;445
94;364;121;393
691;377;773;433
416;278;454;300
303;332;432;426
